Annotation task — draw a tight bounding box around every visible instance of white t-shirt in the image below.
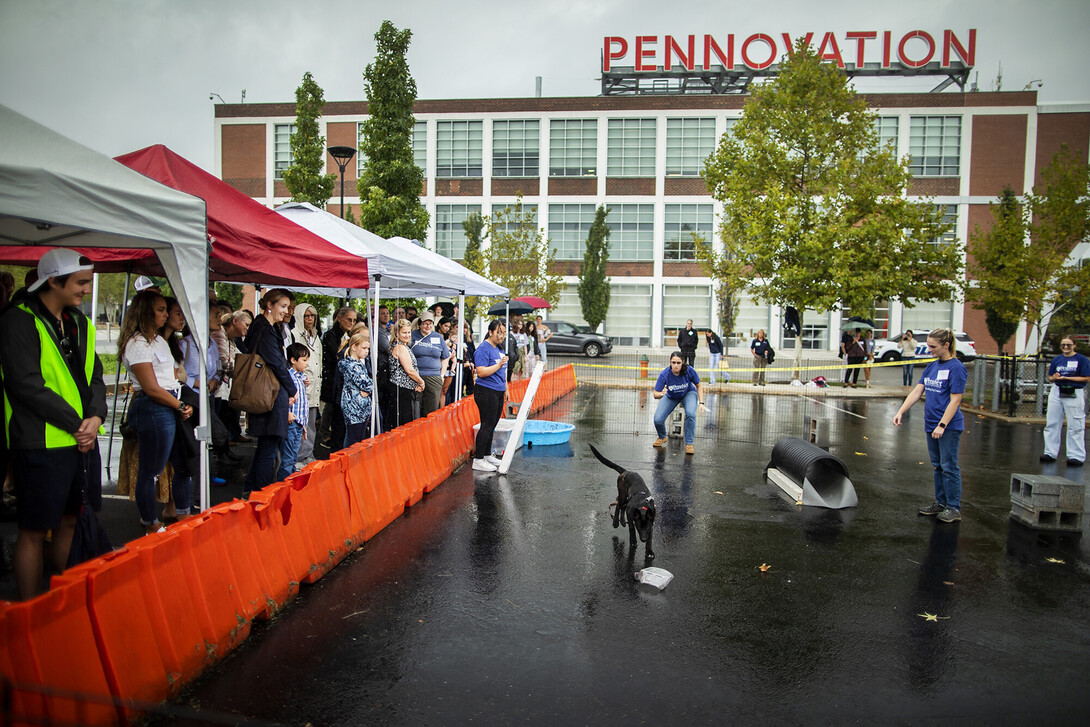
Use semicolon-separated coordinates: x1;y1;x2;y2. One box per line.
123;334;179;393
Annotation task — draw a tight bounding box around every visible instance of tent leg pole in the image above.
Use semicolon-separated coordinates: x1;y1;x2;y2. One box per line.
371;276;381;439
455;292;465;402
105;270;132;481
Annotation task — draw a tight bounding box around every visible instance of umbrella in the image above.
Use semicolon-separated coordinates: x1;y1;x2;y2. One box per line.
841;320;875;332
430;301;456;317
487;300;535;316
513;295;551;310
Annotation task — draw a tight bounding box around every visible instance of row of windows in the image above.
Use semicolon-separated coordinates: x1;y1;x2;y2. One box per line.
433;203;958;260
273;115;962;181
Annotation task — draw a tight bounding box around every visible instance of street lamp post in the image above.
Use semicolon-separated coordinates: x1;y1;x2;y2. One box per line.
327;145;357;219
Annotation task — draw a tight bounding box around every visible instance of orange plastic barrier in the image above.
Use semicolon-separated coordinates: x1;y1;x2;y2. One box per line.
2;574;118;726
248;484;320;585
202;500;292;621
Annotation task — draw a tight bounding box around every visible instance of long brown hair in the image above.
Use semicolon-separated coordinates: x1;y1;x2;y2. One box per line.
117;291;165;357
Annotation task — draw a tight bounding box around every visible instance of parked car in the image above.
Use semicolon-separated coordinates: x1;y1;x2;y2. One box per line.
542;320;613;357
873;329;977;362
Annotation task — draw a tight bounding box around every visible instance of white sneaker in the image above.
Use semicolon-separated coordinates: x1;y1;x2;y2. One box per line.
472;458;498;472
485;455;503;467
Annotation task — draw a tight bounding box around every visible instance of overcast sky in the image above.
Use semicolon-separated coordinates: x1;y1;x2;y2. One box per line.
2;0;1088;172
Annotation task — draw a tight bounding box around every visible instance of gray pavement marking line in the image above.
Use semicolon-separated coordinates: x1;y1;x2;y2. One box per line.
801;395;868;419
102;494;132;500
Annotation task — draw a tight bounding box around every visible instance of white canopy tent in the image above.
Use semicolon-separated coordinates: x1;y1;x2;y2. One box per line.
274;202;509;432
0;104;214;508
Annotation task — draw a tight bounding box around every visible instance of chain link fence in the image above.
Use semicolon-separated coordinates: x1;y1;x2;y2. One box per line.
965;355;1052;419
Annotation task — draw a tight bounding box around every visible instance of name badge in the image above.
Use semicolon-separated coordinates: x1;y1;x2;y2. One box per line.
154;351;169;363
937;370;949;381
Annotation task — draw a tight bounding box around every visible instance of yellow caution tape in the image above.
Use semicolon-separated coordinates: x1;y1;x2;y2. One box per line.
573;357;937;375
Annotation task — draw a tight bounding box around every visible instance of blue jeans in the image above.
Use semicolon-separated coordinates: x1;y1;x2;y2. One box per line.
653;391;698;445
902;359;915;386
344;421;369;448
277;422;304;481
245;435;282;492
708;352;722;383
926;428;962;510
130;394;191;524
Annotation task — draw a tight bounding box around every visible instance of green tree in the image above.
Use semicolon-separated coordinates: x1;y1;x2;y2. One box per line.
1023;146;1090;351
461;212;488;326
700;39;957;370
577;205;611;332
966;187;1027;354
357;21;429;241
484;198;563;307
282;72;336;207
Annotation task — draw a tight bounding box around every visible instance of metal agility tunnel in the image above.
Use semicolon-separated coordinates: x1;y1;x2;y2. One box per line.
764;437;858;509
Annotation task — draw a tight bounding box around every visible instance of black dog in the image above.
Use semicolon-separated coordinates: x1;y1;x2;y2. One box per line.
589;444;655;560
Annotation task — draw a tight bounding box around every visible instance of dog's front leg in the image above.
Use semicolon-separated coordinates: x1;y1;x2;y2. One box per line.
628;518;637;548
644;528;654;561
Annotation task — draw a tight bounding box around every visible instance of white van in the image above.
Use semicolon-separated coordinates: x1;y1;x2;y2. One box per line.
873;330;977;362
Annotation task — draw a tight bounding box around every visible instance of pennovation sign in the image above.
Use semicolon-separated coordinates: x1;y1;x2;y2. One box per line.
602;30;976;72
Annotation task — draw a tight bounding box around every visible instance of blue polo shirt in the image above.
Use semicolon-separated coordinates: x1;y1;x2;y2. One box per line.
655;365;701;399
411;330;450;376
920;357;967;433
1048;353;1090;389
474;340;507;392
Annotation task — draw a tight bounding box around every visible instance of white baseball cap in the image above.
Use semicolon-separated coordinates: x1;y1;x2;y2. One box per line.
134;276;155;291
28;248;94;293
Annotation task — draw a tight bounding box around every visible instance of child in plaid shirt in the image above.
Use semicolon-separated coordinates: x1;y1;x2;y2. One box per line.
277;343;310;481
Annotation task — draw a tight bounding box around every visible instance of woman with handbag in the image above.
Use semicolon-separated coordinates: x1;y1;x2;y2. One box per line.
242;289;298;492
389;319;425;428
118;291;194;534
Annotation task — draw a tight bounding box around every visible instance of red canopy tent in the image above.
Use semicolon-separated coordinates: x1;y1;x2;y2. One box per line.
0;145;368;289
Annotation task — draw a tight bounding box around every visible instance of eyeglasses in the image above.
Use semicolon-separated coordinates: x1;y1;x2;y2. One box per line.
1061;343;1074;348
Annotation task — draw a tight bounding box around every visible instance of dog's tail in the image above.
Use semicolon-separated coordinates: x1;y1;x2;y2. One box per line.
588;443;626;475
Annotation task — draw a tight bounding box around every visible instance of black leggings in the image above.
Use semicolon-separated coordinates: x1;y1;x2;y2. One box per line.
473;385;505;459
393;385;419;428
845;356;864;384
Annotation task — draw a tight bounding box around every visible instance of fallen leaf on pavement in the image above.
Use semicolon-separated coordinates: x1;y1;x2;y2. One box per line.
1045;557;1065;564
917;612;949;622
756;563;772;572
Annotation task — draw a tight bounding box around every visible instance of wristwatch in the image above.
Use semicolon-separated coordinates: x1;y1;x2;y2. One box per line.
178;401;185;412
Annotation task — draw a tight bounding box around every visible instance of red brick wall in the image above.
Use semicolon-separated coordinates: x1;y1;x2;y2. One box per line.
664;177;709;196
548;178;595;195
221;124;265;196
1034;112;1090;188
326;122;360;183
969;115;1028;196
908;177;959;196
550;261;581;276
963;203;997;277
606;178;655;195
492;178;539;196
605;262;654;276
962;298;1017;355
662;262;705;277
435;179;483;196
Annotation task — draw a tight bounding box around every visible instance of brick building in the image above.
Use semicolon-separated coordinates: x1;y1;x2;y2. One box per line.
214;91;1090;353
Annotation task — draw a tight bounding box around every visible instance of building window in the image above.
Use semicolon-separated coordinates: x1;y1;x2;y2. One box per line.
909;116;961;176
274;123;295;180
780;321;830;350
664;204;714;261
607;118;656;177
491;203;538;236
356;122;368;177
549;119;597;177
665;118;716;177
662;285;711;331
605;284;653;345
413;121;426;171
603;204;654;261
436;120;482;178
901;300;954;332
931;204;959;245
732;294;771;346
874;116;898;151
435;204;477;259
552;286;590;329
492;120;539;178
548;204;596;260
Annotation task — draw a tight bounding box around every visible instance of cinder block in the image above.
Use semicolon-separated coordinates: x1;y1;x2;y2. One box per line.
1009;500;1084;532
1010;473;1084;513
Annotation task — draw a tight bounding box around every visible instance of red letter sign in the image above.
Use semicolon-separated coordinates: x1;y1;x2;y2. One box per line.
741;33;776;70
943;29;976;67
898;30;936;68
845;31;877;68
604;37;628;72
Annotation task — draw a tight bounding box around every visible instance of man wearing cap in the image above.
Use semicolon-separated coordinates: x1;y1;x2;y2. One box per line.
0;248;107;599
410;311;451;417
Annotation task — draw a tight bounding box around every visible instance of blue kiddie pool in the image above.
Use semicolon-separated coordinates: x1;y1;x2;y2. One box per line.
522;420;575;446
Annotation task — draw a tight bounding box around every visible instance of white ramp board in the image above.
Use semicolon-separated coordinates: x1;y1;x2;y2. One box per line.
498;361;546;475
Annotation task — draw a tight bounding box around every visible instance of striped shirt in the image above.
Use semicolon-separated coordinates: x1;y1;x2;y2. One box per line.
288;368;308;425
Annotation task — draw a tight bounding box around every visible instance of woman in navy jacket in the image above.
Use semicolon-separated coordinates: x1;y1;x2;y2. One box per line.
242;288;297;492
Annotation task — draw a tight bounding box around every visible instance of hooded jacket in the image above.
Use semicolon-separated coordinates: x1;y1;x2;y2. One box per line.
291;303;323;406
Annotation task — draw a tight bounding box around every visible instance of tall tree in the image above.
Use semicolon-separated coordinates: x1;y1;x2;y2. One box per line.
1022;146;1090;351
282;72;336;207
700;39;956;369
357;21;429;241
966;187;1028;354
577;205;611;332
461;212;487;326
484;198;563;306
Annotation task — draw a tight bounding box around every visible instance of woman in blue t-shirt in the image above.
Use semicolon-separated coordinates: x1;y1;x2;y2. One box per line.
893;328;967;523
1041;335;1090;466
652;351;709;456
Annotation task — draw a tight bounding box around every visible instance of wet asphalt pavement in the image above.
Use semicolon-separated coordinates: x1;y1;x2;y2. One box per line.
154;387;1088;725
